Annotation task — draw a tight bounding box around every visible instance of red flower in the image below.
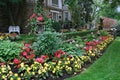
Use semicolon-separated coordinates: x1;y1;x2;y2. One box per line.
41;55;48;59
21;51;27;57
54;53;61;58
37;14;43;22
13;58;20;65
26;53;35;59
85;46;89;51
54;50;66;58
17;64;21;68
30;13;36;19
25;47;31;52
35;57;44;63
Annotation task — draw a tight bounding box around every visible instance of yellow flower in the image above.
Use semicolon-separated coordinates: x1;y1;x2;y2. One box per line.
20;63;24;68
67;58;70;61
32;72;35;75
44;63;49;67
65;61;68;64
34;61;39;64
14;73;18;77
42;69;46;73
10;77;14;80
91;53;95;57
52;70;55;73
26;67;31;72
1;67;6;73
88;50;92;54
8;65;11;70
17;77;21;80
70;57;74;61
56;66;60;69
21;73;23;76
2;75;6;79
58;61;62;65
9;71;13;76
38;70;41;74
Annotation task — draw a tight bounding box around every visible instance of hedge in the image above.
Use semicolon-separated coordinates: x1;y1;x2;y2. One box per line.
62;29;97;39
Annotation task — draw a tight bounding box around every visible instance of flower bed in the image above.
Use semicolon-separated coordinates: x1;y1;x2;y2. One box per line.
0;35;113;80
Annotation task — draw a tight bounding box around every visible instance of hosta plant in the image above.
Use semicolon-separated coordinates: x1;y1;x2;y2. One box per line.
0;40;23;61
32;31;62;57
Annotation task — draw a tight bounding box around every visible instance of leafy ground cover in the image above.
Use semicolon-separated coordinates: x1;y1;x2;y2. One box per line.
66;37;120;80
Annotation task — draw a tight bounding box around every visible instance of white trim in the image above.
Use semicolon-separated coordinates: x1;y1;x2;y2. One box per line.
50;10;60;13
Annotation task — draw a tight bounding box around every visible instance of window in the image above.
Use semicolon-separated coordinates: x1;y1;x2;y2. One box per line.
65;12;69;20
52;12;58;21
52;0;59;6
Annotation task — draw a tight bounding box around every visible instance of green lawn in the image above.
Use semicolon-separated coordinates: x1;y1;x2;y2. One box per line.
66;37;120;80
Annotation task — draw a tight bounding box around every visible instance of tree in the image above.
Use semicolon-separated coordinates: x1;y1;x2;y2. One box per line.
64;0;94;28
0;0;25;26
97;0;120;20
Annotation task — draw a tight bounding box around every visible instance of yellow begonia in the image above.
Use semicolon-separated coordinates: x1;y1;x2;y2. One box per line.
17;77;21;80
14;73;18;77
32;72;35;75
10;77;14;80
1;67;6;73
20;63;24;68
38;70;41;74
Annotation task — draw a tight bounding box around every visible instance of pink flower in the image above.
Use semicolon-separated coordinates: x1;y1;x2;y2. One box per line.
35;58;44;63
13;58;20;65
30;13;36;19
21;51;27;57
37;14;43;22
37;16;43;22
25;44;31;47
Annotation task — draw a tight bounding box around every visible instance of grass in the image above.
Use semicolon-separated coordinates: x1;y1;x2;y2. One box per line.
66;37;120;80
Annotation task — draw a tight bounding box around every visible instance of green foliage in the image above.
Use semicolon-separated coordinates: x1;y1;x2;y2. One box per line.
18;34;36;43
52;21;62;32
59;43;83;56
85;33;95;42
115;24;120;36
32;31;62;57
67;37;120;80
100;30;108;36
0;40;23;61
63;30;97;39
64;0;94;28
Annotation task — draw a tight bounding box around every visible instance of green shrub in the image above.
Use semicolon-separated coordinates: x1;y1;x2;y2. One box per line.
100;30;108;36
32;31;62;57
62;29;97;39
0;40;23;61
52;21;62;32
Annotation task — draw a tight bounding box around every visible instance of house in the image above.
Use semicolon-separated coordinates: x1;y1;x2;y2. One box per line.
44;0;71;21
26;0;71;22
